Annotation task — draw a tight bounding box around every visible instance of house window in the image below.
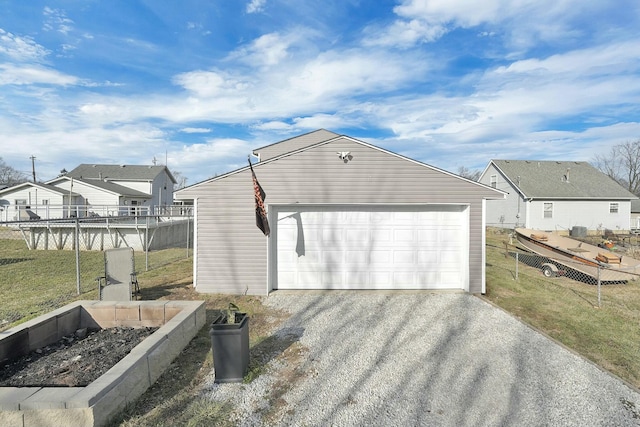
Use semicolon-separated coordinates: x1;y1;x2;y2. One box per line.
543;202;553;219
490;175;497;188
609;203;619;214
14;199;27;210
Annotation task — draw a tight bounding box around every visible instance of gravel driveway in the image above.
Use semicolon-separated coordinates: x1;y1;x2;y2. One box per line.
204;292;640;426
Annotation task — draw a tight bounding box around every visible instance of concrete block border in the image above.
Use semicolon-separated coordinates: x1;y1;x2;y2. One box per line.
0;300;206;427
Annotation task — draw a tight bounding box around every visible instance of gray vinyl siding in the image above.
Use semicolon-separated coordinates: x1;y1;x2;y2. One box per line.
179;136;501;295
528;199;631;231
480;164;526;228
481;162;635;231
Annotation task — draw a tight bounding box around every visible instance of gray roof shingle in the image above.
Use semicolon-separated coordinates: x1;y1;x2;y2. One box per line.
492;160;637;199
66;164;176;183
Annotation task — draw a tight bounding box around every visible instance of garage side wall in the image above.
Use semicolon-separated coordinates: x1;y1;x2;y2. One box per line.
181;138;499;295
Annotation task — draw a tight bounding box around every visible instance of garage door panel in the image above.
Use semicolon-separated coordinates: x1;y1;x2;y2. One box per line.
370;272;391;285
346;271;369;286
393;271;415;285
276;206;467;290
322;272;343;286
298;272;321;286
393;250;415;264
393;229;415;242
321;250;343;263
322;229;343;243
373;229;392;242
370;250;391;264
345;251;369;264
345;228;370;244
439;272;462;287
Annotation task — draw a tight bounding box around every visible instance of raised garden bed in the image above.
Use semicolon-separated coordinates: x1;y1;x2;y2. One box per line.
0;300;205;427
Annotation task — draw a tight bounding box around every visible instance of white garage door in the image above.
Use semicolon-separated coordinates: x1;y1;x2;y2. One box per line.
274;205;468;290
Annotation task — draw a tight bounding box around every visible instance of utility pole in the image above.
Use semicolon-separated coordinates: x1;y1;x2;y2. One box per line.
30;156;36;182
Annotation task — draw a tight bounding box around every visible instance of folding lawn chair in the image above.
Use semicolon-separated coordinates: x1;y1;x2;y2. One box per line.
97;247;140;300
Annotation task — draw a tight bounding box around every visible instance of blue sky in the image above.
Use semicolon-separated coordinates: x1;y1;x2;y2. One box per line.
1;0;639;185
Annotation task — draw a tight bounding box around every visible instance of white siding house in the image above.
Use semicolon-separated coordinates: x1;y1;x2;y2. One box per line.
175;130;505;295
63;164;176;209
0;165;177;220
47;176;152;216
479;160;637;232
631;200;640;232
0;182;81;221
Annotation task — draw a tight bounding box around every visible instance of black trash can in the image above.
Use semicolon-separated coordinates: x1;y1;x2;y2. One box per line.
210;313;249;383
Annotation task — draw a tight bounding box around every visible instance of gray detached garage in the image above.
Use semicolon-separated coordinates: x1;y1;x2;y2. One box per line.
175;130;504;295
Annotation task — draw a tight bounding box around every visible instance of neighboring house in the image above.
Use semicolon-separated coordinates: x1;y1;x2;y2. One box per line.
46;176;153;217
0;164;177;220
631;199;640;231
479;160;638;232
63;164;176;208
0;182;82;221
175;129;505;296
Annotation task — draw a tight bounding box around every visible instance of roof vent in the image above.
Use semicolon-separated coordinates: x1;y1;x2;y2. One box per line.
564;168;570;183
120;165;126;168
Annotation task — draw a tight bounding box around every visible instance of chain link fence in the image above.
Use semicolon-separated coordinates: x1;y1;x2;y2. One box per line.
0;214;192;329
488;229;640;307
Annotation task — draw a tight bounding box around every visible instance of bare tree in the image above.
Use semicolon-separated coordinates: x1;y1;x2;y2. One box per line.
593;139;640;195
457;165;481;181
172;170;188;189
0;157;28;186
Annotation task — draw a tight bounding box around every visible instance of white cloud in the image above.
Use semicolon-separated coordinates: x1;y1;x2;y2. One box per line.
393;0;505;26
42;7;75;35
0;64;79;86
230;32;291;67
172;70;249;97
367;0;618;49
252;121;291;131
0;29;49;62
246;0;266;14
0;121;169;181
181;127;212;134
170;138;254;180
287;50;422;101
493;40;640;77
364;19;447;47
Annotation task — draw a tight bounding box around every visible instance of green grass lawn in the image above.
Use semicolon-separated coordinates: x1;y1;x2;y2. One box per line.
2;231;640;425
484;228;640;389
0;238;290;426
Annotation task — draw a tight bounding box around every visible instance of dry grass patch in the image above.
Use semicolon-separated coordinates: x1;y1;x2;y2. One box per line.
106;258;293;427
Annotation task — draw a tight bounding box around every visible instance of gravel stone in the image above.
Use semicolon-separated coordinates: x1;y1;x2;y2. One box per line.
203;292;640;426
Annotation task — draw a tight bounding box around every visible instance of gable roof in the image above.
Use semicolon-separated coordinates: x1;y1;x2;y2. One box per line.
489;160;637;200
66;164;176;184
47;176;151;198
0;181;78;197
177;131;505;198
252;129;339;161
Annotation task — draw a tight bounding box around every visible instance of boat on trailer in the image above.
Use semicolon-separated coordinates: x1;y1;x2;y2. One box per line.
514;228;640;283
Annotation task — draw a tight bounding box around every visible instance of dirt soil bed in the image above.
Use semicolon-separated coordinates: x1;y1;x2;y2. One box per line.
0;326;157;387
